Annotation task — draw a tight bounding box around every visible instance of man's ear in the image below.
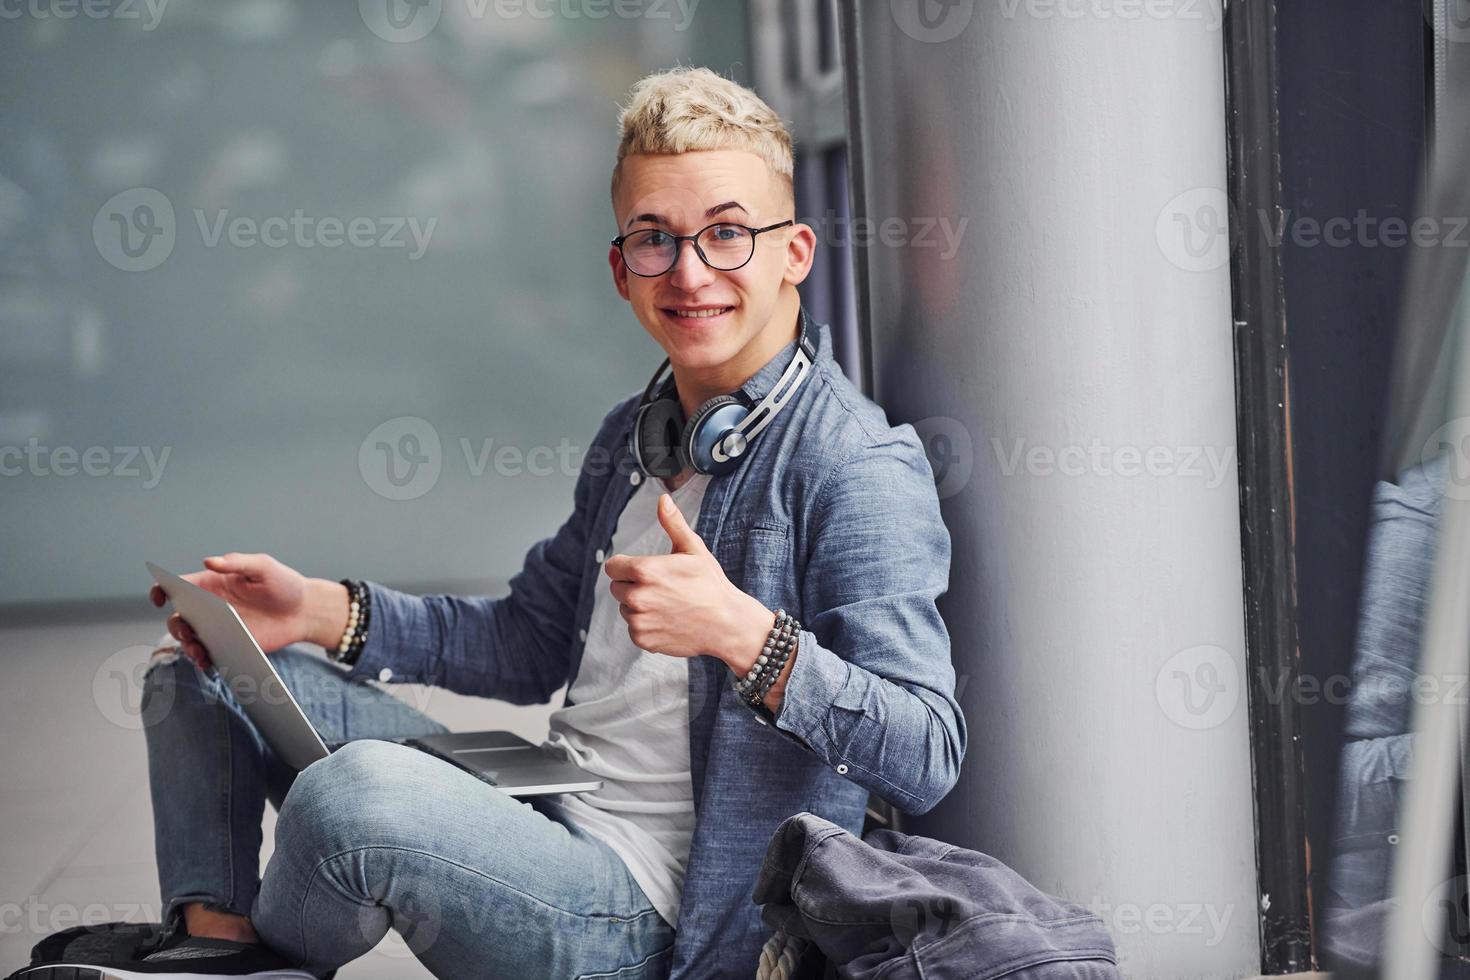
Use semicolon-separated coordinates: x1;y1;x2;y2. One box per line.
782;222;818;287
609;245;632;301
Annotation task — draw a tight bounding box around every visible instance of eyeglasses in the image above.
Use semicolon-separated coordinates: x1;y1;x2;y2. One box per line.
611;220;794;277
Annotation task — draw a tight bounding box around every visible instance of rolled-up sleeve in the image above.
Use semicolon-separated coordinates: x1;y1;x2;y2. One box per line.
344;405;620;704
749;424;967;815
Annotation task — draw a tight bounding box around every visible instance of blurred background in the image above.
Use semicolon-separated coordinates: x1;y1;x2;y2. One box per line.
0;3;856;977
6;2;1470;979
0;0;760;604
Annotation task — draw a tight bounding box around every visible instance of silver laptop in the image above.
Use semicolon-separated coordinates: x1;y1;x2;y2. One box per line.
146;562;603;798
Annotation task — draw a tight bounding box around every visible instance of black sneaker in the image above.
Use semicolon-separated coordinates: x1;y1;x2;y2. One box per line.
5;918;325;979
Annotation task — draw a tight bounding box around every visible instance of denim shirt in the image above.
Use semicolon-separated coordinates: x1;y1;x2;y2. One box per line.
1321;454;1446;968
348;312;968;979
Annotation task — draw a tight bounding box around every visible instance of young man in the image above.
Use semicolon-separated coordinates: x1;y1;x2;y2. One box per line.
122;67;963;979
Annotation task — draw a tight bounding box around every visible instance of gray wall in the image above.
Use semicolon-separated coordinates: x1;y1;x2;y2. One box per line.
0;1;748;606
844;3;1260;977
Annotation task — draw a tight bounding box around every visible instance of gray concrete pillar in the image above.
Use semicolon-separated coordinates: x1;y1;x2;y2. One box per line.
845;3;1259;976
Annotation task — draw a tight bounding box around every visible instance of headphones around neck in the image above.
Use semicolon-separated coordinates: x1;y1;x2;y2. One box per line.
630;309;816;480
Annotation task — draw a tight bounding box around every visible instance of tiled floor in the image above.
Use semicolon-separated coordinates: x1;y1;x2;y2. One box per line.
0;610;559;978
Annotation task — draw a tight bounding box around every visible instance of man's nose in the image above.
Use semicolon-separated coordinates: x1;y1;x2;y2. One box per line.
667;238;716;291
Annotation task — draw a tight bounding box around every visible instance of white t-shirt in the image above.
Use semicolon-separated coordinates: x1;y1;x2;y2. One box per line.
539;470;711;928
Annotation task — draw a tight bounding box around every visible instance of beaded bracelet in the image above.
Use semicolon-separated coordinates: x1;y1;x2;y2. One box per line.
732;608;800;706
760;612;799;684
732;609;791;696
330;579;371;666
742;615;798;705
754;628;798;703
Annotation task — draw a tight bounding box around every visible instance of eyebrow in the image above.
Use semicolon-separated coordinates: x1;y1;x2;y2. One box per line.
625;201;748;229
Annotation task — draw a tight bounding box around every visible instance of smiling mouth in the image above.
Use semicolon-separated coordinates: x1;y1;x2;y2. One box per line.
663;305;735;319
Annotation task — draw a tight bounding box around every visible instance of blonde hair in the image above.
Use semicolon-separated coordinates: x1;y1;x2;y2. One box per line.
611;66;795;204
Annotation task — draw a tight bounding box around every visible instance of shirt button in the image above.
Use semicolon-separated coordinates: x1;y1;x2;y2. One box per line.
378;667;393;683
836;763;849;775
630;472;642;485
594;548;605;563
578;628;588;643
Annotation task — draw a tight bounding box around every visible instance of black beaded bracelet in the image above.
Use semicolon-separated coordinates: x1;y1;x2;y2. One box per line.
754;637;795;703
732;609;800;706
733;610;792;695
330;579;371;667
747;622;798;706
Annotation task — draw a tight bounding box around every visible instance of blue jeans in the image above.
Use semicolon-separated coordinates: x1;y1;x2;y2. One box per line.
140;644;675;979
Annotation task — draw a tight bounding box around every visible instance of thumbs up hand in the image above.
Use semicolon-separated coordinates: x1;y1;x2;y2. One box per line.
604;492;774;663
656;489;708;557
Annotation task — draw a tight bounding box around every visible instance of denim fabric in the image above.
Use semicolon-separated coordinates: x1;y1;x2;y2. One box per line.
752;812;1119;980
142;646;675;979
1322;453;1447;969
1341;454;1446;741
347;311;967;979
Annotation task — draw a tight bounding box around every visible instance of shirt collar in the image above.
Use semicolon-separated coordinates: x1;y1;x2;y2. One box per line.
736;306;825;405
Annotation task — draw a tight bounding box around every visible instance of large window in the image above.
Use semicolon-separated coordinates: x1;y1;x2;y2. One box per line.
0;2;749;605
751;0;862;387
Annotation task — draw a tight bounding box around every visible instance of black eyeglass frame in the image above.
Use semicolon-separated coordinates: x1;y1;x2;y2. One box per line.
611;219;795;277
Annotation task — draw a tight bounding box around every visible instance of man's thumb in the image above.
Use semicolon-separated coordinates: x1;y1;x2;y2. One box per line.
203;552;264;578
659;494;706;554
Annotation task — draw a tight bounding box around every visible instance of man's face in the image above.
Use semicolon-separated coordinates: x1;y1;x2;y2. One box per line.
609;149;811;372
